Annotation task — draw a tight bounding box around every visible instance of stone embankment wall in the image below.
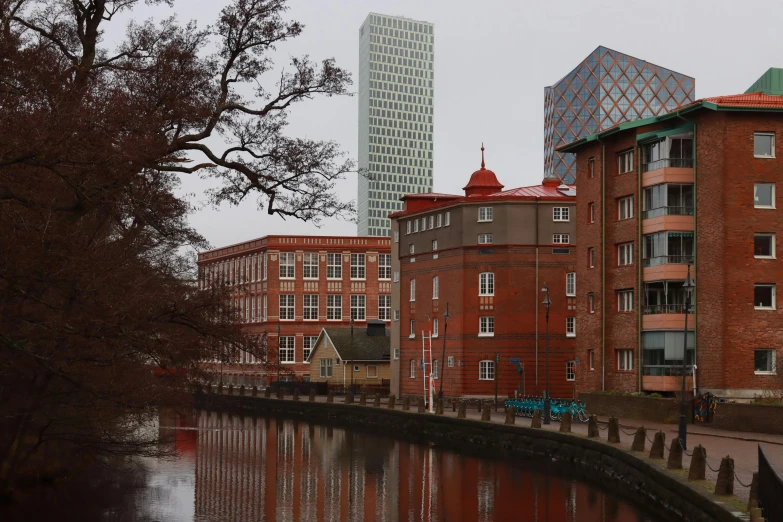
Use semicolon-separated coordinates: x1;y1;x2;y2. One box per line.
196;393;741;522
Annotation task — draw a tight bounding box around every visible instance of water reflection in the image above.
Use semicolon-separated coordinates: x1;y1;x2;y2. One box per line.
177;411;657;522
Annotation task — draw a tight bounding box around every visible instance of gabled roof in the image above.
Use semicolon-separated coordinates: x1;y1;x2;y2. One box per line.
307;326;390;362
557;92;783;153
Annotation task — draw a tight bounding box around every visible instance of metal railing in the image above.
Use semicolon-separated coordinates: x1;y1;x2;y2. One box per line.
643;304;694;315
642;206;694;220
642;158;694;173
642;366;693;377
759;444;783;522
643;255;694;267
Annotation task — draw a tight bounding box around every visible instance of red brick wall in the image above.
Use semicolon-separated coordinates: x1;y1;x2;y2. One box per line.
399;245;576;399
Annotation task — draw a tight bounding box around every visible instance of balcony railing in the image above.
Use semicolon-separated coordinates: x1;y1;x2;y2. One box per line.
643;304;694;314
642;206;695;220
642;365;693;377
642;158;694;173
643;255;693;267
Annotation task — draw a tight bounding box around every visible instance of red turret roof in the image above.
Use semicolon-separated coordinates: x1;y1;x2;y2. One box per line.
463;144;504;196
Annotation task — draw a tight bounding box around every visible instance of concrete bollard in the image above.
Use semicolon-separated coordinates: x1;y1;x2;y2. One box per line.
402;396;410;411
452;399;457;412
505;407;516;425
345;391;354;404
607;417;621;444
277;388;283;400
481;403;491;422
631;427;646;452
359;392;366;405
667;437;683;469
688;445;707;481
649;431;666;459
436;398;444;415
749;507;763;522
309;390;316;402
240;385;246;396
252;385;258;397
293;388;300;401
417;397;426;413
531;408;542;429
388;394;396;409
477;401;483;413
747;472;759;512
714;456;735;496
228;384;234;395
218;383;224;395
587;415;599;438
559;411;572;433
264;387;270;398
326;391;334;403
457;401;466;419
374;393;381;408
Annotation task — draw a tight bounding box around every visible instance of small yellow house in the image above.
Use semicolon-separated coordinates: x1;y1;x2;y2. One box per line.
308;320;391;385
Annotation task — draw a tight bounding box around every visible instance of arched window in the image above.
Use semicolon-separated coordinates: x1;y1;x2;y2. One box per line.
479;360;495;380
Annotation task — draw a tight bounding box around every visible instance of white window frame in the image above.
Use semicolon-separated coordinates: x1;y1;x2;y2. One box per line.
378;294;391;321
479;360;495;380
350;253;366;280
432;359;439;379
279;252;295;279
754;132;775;159
320;358;333;378
617;289;634;312
432;276;439;299
393;347;400;360
618;242;634;266
410;278;417;301
448;356;454;367
393;270;400;283
429;215;434;228
263;294;267;321
410;359;416;378
432;317;439;338
445;212;451;226
478;233;493;244
421;217;427;231
394;231;399;243
407;221;412;235
326;294;342;321
754;183;776;209
618;196;634;220
366;365;378;379
409;244;415;255
589;247;595;268
589;350;595;371
588;292;595;314
566;272;576;297
303;294;319;320
327;253;342;279
618;149;634;174
279;294;295;320
618;349;634;371
754;283;776;310
263;253;268;280
378;254;392;280
553;234;570;245
437;214;442;227
279;336;295;364
754;349;777;375
479;316;495;337
432;239;438;251
409;320;416;339
414;219;419;233
479;272;494;296
303;252;319;279
304;336;318;361
393;309;400;321
566;317;576;337
755;233;776;259
478;207;494;222
350;294;366;321
566;361;575;381
553;207;570;222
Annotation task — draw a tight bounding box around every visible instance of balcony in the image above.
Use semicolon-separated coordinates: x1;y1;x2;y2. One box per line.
643;281;693;329
643;254;693;267
642;157;694;173
642;206;694;220
642;232;693;282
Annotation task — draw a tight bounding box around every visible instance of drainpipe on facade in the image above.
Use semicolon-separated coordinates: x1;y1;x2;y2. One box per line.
535;197;540;392
598;138;606;392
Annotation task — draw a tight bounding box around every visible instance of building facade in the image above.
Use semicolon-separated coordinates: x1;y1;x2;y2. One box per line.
560;92;783;400
358;12;435;237
390;148;577;399
308;322;391;387
197;235;391;386
545;46;695;185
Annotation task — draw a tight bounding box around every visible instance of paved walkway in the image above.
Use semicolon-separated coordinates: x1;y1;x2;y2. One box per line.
234;392;783;505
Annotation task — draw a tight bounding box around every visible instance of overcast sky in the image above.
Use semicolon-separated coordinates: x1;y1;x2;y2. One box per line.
110;0;782;250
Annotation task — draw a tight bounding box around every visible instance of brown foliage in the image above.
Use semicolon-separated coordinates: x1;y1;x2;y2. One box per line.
0;0;352;496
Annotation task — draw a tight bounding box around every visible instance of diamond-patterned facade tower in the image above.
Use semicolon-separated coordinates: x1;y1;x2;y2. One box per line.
544;46;695;184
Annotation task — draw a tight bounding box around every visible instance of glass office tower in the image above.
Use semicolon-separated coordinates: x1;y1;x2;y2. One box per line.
358;13;434;237
544;46;695;184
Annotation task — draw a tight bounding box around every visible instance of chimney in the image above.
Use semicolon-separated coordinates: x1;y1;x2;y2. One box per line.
366;319;386;337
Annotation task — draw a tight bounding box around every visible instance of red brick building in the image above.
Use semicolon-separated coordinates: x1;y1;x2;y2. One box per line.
559;92;783;400
197;235;391;386
389;148;577;399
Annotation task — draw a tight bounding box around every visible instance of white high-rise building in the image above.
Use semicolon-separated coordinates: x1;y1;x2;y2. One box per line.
358;13;434;237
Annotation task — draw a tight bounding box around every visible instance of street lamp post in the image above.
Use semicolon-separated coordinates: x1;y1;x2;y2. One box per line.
679;264;696;450
541;282;551;425
438;304;450;400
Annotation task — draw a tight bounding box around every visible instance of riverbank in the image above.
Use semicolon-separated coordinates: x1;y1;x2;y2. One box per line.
196;392;749;522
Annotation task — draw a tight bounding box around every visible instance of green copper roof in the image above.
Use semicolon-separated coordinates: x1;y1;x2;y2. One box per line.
746;68;783;95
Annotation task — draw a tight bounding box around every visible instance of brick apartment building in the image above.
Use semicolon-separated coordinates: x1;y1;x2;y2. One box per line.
389;148;577;399
197;235;392;386
559;92;783;400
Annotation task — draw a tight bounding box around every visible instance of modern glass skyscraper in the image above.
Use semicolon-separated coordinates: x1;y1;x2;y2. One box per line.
544;46;695;184
358;13;434;237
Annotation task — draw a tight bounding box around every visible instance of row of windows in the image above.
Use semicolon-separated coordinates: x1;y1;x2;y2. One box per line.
584;348;777;375
229;336;318;364
404;315;576;339
319;359;381;379
406;359;577;382
406;211;450;234
278;294;391;321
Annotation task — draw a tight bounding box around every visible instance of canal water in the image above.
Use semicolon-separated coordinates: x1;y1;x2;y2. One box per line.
7;410;663;521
